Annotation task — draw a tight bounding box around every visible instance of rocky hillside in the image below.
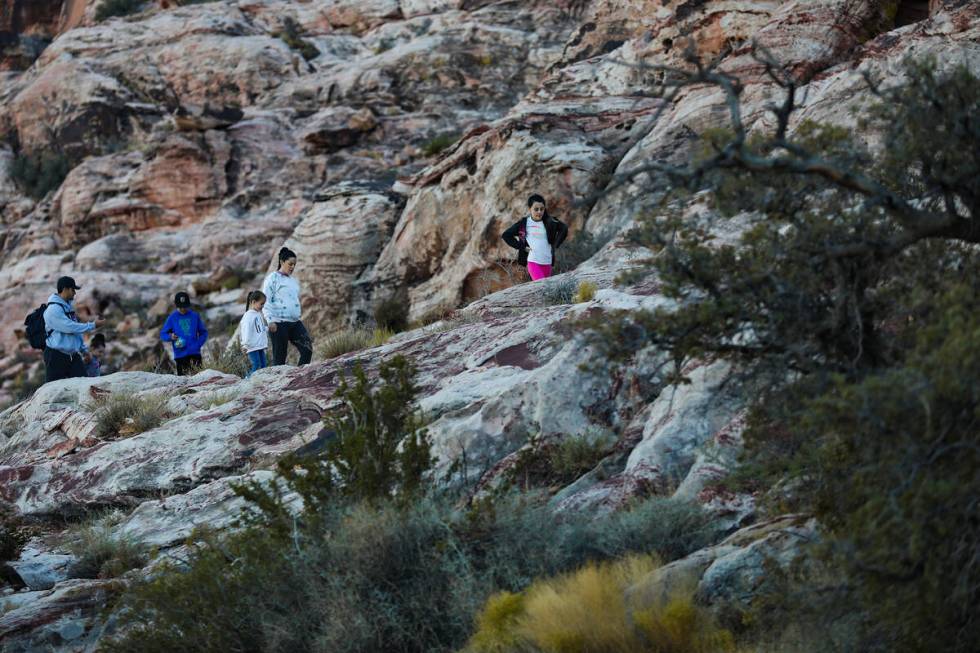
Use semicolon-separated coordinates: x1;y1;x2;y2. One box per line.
0;0;977;649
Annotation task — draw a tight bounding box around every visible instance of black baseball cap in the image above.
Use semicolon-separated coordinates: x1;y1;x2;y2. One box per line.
174;291;191;307
57;276;81;292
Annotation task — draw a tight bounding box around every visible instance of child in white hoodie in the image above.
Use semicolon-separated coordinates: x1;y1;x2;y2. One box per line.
240;290;269;377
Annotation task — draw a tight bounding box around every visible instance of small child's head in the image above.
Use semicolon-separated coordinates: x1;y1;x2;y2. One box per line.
246;290;266;311
174;291;191;315
91;333;106;356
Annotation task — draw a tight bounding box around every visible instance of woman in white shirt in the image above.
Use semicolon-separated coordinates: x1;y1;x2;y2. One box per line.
261;247;313;366
501;194;569;280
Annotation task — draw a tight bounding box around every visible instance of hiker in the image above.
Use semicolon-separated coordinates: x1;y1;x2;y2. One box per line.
262;247;313;366
501;194;569;281
41;276;104;383
159;291;208;376
240;290;269;377
86;333;107;377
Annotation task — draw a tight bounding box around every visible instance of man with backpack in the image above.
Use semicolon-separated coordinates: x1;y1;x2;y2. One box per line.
34;276;104;383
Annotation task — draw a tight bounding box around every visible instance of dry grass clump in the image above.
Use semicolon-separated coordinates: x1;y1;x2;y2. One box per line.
202;340;250;378
542;277;578;305
64;512;148;579
468;554;735;653
316;327;394;360
89;391;177;439
573;280;598;303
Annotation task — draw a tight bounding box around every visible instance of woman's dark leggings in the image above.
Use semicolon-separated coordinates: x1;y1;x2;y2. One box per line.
270;320;313;366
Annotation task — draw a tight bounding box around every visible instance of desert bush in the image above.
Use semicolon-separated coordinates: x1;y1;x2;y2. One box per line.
584;57;980;651
238;355;433;519
95;0;144;22
505;430;616;490
373;294;409;332
0;503;27;562
64;512;148;579
422;132;459;157
572;280;598;303
89;391;175;439
555;229;610;274
469;555;734;653
316;327;393;360
275;16;319;61
102;492;722;653
542;276;577;305
202;340;249;378
10;152;70;199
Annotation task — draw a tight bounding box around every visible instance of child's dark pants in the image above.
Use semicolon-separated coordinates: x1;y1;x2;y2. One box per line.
175;354;202;376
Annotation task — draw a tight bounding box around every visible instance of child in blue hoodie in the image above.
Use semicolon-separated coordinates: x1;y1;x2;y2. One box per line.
159;292;208;376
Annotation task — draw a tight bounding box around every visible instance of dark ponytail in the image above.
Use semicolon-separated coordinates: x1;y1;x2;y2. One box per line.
277;247;297;270
246;289;266;309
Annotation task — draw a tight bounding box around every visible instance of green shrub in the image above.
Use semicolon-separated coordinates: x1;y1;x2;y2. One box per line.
542;276;577;305
10;152;70;200
89;390;176;439
422;132;459;157
583;59;980;651
238;355;433;520
102;492;722;653
506;431;616;490
1;503;27;562
64;512;148;579
95;0;144;22
275;17;319;61
373;294;409;332
555;229;610;274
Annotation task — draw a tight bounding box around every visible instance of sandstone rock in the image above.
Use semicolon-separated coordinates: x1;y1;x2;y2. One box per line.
0;578;116;651
283;182;404;330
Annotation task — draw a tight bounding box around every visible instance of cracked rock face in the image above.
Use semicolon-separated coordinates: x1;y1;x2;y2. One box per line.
0;0;977;648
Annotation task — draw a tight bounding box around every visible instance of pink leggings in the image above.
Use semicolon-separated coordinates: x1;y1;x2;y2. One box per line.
528;262;552;281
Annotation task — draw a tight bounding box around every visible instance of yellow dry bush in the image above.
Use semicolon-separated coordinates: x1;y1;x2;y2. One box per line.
573;281;598;303
468;554;735;653
634;597;736;653
469;591;526;653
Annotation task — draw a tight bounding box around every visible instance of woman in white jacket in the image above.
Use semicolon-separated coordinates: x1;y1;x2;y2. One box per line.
261;247;313;366
240;290;269;376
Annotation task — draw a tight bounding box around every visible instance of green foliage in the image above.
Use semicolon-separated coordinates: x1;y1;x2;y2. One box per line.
63;512;148;579
236;355;433;528
324;355;434;504
89;391;176;439
10;152;70;200
102;492;722;653
422;132;459;157
505;431;616;490
276;17;319;61
555;229;610;274
468;555;734;653
584;60;980;651
373;294;410;332
0;503;27;562
95;0;144;22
